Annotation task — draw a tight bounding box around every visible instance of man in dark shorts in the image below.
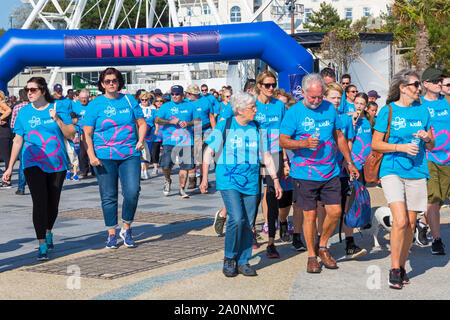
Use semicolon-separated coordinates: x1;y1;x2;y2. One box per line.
280;73;359;273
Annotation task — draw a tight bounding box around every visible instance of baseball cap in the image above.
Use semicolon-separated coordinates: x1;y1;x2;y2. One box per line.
54;84;63;92
171;85;184;95
367;90;380;98
185;84;200;95
422;67;443;82
154;88;162;95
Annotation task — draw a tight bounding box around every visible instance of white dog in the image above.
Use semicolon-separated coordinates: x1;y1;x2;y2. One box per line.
371;207;393;248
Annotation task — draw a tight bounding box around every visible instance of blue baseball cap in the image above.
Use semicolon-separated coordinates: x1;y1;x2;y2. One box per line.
53;84;63;92
171;85;184;95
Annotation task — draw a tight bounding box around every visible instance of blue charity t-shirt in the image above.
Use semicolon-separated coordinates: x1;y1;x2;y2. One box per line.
205;117;263;195
156;100;197;146
280;100;342;181
218;102;234;121
335;113;355;177
13;102;72;173
423;96;450;165
192;96;214;133
202;93;220;115
255;98;286;154
83;94;144;160
141;105;156;143
351;117;373;170
374;102;431;179
72;100;90;128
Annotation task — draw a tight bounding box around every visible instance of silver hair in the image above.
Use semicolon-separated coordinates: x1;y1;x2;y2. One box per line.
79;88;90;97
302;73;325;94
386;69;420;104
230;91;256;115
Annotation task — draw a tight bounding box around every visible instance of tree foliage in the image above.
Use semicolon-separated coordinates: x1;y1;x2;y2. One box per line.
303;2;350;32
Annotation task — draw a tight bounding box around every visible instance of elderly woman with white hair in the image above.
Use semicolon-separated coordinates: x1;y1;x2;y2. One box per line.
200;91;283;278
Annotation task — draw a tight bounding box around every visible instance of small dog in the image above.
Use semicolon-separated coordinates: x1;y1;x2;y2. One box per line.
371;207;393;248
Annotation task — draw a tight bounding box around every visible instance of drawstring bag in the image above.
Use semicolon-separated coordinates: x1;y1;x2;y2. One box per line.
345;179;371;229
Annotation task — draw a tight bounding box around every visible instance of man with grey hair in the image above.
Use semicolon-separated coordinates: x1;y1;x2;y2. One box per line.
73;88;92;178
280;73;359;274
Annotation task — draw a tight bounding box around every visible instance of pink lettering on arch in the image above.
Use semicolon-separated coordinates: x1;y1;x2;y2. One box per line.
121;35;142;57
169;33;189;55
149;34;169;57
96;36;112;58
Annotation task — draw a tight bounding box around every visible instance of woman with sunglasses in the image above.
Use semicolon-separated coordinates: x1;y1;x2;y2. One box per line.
372;69;435;289
2;77;76;260
150;96;164;176
83;67;147;249
200;91;282;277
139;91;155;180
217;87;234;121
254;70;287;259
341;84;358;114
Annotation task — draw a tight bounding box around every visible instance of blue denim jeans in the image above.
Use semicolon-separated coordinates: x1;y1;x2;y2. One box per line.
220;189;258;265
93;156;141;229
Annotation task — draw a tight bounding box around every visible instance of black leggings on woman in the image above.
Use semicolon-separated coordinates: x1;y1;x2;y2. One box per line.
24;166;66;240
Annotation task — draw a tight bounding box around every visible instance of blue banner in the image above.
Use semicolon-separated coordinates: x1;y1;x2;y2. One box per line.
64;31;220;60
289;73;304;101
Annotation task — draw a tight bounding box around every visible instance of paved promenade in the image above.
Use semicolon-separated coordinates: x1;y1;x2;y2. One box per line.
0;163;449;301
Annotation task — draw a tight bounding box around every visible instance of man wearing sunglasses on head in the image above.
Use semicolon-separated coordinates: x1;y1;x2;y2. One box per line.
201;84;221;125
416;67;449;255
155;85;200;199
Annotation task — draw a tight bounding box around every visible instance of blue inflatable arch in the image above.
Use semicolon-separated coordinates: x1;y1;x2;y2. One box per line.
0;21;313;93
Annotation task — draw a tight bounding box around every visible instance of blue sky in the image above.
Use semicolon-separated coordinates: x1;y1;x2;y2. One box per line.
1;0;23;30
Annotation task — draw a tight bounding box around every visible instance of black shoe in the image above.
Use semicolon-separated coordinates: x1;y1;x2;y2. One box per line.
15;189;25;195
279;222;291;242
223;258;238;277
389;268;403;290
400;266;410;285
292;233;306;251
415;219;429;247
266;244;280;259
346;242;367;259
431;238;445;255
252;232;260;249
237;264;257;276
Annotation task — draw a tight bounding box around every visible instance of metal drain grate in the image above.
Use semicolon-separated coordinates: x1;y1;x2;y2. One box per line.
58;208;211;224
24;234;224;279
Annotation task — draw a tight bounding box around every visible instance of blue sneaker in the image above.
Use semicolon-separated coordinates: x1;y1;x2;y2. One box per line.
45;232;54;249
106;234;118;249
66;172;72;180
119;228;136;248
37;243;49;261
72;175;80;181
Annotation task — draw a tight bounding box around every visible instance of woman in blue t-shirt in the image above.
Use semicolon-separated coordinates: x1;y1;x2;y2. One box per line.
2;77;76;261
372;69;435;289
200;91;282;277
83;68;147;249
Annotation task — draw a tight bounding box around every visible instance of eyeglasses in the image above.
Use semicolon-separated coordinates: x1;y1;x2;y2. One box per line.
103;79;118;85
406;81;420;88
155;100;164;103
262;83;277;89
25;87;40;93
426;79;442;85
141;99;149;102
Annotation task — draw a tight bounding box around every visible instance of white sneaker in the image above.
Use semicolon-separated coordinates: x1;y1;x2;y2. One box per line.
152;168;158;175
143;170;150;180
163;180;171;196
179;188;190;199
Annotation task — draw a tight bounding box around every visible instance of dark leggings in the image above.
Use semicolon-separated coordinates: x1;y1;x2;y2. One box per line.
151;141;162;164
0;137;12;170
24;166;66;240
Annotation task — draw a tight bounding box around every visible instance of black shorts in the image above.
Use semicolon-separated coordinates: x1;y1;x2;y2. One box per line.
293;176;342;211
278;190;293;209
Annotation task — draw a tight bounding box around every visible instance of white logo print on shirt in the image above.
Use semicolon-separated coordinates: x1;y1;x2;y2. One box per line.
302;117;315;131
29;116;41;128
392;117;406;130
104;106;116;117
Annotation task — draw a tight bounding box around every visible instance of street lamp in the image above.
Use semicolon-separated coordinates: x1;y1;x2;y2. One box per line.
286;0;296;34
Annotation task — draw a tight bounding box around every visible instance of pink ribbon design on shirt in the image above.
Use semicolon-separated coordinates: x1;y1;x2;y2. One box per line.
162;116;191;145
25;130;63;171
291;134;335;179
268;133;280;153
351;136;372;167
94;119;133;158
427;128;450;164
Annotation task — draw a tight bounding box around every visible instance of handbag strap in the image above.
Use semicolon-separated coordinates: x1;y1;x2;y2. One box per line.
384;104;393;142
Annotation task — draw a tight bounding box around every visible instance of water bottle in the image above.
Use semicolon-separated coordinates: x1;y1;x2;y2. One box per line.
408;137;421;158
310;128;320;150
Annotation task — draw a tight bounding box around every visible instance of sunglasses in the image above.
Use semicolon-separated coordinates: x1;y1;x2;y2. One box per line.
103;79;118;85
201;89;208;92
445;83;450;88
25;87;40;93
155;100;164;103
349;90;358;93
262;83;277;89
426;79;442;84
406;81;420;88
341;82;350;85
141;99;149;102
224;95;231;98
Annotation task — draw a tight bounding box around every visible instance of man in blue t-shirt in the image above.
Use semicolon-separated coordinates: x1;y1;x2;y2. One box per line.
201;84;221;122
280;73;359;274
72;89;92;178
155;85;199;199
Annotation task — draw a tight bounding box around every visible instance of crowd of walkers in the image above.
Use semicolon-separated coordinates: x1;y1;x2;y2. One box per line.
0;65;449;290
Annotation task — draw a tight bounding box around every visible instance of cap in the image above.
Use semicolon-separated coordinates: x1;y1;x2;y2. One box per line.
171;85;184;95
367;90;380;98
185;84;200;95
53;84;63;92
154;88;162;95
422;67;443;82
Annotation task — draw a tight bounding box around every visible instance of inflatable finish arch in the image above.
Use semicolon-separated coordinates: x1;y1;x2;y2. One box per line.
0;21;313;93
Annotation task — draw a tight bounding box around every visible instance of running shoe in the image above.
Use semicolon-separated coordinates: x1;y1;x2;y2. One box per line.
119;228;136;248
346;243;367;259
179;188;190;199
400;266;410;285
252;232;260;249
213;209;226;235
45;232;54;250
237;264;257;276
431;238;445;255
152;168;158;176
72;175;80;181
415;218;429;247
223;258;237;277
388;268;403;290
292;233;306;251
279;222;291;242
266;244;280;259
37;243;49;261
66;172;72;180
0;182;12;189
163;179;171;196
106;234;118;249
262;222;269;234
15;189;25;195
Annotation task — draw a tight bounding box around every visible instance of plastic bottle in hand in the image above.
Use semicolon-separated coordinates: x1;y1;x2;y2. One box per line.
310;128;320;150
408;136;421;158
